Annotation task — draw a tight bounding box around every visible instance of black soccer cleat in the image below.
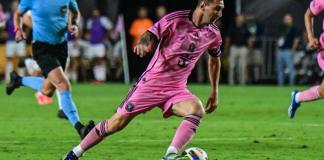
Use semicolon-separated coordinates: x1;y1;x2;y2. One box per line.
6;71;22;95
161;153;190;160
57;110;68;120
64;151;79;160
79;120;95;139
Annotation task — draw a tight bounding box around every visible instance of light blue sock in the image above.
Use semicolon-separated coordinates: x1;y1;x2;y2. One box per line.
59;90;80;126
22;77;44;91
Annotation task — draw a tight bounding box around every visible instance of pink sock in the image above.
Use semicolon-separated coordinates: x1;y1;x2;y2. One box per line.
170;115;201;152
297;86;321;103
80;120;109;151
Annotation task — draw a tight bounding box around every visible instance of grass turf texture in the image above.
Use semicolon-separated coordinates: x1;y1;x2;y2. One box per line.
1;84;324;160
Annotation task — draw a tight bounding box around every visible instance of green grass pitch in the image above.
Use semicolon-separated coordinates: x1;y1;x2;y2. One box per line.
1;83;324;159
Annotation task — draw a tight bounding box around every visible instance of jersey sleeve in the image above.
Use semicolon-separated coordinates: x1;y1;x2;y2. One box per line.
148;14;173;39
69;0;78;10
208;31;223;57
18;0;32;14
100;17;113;30
310;0;324;15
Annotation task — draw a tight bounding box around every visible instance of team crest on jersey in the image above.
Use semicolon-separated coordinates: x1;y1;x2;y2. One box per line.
60;5;68;14
125;102;134;112
188;43;196;52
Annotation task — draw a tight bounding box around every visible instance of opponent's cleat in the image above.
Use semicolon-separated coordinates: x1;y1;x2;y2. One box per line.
35;92;52;105
288;91;301;119
6;71;22;95
79;120;95;139
64;151;78;160
161;153;190;160
57;110;68;120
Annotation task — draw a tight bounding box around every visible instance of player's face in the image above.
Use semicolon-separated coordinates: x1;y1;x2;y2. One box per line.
202;0;224;24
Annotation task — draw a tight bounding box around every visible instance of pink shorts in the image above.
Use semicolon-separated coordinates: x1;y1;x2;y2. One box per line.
317;33;324;71
317;50;324;71
117;85;198;118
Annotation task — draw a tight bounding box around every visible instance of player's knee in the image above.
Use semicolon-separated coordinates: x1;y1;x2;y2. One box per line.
55;79;71;91
319;87;324;98
186;104;205;118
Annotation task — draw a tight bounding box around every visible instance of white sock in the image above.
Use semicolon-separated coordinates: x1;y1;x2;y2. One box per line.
72;145;84;157
56;90;63;110
166;146;178;155
295;92;300;103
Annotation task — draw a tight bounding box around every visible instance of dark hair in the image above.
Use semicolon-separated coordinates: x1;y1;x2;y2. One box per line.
197;0;213;6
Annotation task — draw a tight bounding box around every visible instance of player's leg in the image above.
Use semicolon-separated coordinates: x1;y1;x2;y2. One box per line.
288;77;324;118
34;79;55;105
163;99;204;159
65;113;135;159
6;70;45;95
56;90;68;119
65;84;163;159
288;50;324;118
47;66;94;138
33;41;94;138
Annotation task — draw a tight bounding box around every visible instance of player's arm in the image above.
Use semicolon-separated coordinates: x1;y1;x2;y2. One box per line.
205;53;221;114
305;8;319;50
13;9;26;42
133;31;158;58
68;8;80;37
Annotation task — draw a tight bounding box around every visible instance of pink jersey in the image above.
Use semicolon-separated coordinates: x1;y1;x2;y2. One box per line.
310;0;324;49
310;0;324;30
139;10;222;89
309;0;324;70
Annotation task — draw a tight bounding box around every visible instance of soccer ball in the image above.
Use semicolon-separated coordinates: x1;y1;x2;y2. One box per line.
182;147;208;160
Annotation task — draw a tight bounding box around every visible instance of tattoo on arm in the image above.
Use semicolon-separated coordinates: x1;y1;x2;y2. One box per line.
138;31;158;47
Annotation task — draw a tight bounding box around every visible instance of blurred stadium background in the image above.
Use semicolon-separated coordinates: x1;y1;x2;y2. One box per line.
0;0;322;85
1;0;324;159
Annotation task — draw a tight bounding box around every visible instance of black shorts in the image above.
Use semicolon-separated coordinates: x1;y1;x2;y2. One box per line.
32;41;68;77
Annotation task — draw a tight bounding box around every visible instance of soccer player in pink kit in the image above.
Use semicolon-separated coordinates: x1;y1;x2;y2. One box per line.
288;0;324;118
64;0;224;159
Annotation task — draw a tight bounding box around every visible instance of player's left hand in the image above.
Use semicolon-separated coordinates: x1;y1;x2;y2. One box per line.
69;25;79;37
133;43;149;58
205;91;218;114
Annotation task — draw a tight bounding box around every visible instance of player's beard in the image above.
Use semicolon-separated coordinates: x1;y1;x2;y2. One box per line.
212;17;220;25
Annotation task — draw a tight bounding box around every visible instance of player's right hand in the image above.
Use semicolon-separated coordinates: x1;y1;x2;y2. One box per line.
133;43;148;58
15;28;26;42
308;36;319;50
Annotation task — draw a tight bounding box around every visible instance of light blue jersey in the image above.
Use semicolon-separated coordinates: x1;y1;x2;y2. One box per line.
18;0;78;44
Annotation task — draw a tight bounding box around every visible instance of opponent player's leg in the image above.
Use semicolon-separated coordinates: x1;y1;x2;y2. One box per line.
47;67;94;138
64;113;135;159
56;90;68;119
6;71;44;95
163;99;204;159
33;78;55;105
288;79;324;118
